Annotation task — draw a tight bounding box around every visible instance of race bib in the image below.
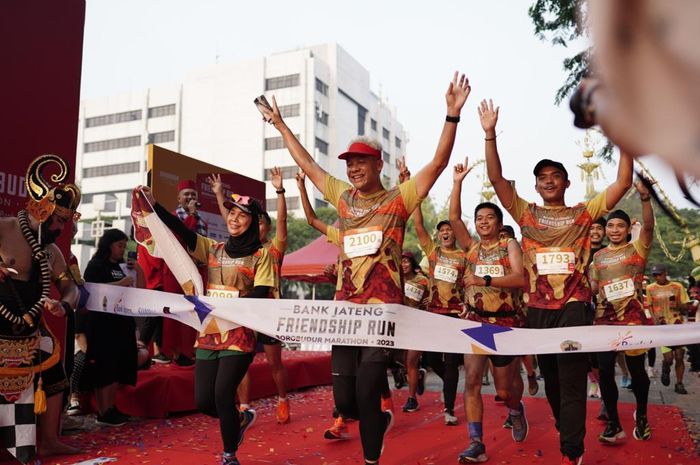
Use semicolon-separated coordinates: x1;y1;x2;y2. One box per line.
206;284;240;299
434;264;458;283
535;248;575;275
404;282;425;302
343;226;383;258
603;277;635;301
474;264;505;278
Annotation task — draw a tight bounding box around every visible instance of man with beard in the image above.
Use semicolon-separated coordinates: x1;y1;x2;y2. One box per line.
0;155;81;462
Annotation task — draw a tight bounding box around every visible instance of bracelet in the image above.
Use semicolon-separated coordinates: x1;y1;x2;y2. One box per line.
484;136;497;141
276;188;286;194
640;196;651;202
446;115;460;123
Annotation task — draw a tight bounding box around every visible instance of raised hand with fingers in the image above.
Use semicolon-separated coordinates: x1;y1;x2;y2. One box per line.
397;157;411;183
453;157;473;184
206;173;224;196
445;72;471;115
270;166;284;191
259;95;285;130
634;176;652;198
478;99;500;134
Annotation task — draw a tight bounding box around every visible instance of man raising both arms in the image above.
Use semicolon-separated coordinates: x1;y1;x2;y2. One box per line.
258;72;470;465
480;98;632;465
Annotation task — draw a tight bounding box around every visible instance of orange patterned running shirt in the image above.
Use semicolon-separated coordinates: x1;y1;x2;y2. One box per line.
505;188;608;310
324;175;422;304
590;240;653;325
646;281;690;325
420;239;466;315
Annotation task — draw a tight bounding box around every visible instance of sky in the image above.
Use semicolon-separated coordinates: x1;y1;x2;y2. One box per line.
80;0;698;221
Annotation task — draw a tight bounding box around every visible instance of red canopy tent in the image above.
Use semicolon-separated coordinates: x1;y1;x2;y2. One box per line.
281;234;339;283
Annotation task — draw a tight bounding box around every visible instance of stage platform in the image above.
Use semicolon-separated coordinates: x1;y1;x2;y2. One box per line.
113;350;331;419
27;385;699;465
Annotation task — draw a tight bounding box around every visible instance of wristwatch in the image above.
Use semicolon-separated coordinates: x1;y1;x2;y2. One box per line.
483;275;492;287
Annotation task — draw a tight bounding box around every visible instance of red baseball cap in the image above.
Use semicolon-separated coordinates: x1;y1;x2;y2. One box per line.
338;141;382;160
177;179;197;192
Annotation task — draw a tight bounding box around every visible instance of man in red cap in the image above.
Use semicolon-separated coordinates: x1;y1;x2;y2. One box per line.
138;179;206;365
259;72;471;465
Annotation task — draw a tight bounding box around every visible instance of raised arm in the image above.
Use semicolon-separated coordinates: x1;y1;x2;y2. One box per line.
260;97;327;193
448;158;474;250
412;72;471;198
412;203;431;247
479;99;514;209
137;186;197;251
207;173;230;220
605;149;633;210
269;167;287;244
634;177;655;248
296;171;328;235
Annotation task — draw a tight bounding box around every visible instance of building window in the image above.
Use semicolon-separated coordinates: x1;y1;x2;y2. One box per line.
148;104;176;118
316;111;329;126
382;175;391;187
265;74;300;91
370;119;377;131
264;134;299;150
264;166;298;180
279;104;300;118
315;137;329;155
382;151;391;163
395;137;402;149
84;135;141;153
315;78;329;96
147;131;175;144
85;110;142;128
382;128;390;140
357;107;367;136
267;196;299;211
82;162;140;178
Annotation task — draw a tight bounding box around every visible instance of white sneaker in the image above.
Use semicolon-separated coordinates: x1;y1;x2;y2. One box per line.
444;410;458;426
588;382;601;398
646;367;656;378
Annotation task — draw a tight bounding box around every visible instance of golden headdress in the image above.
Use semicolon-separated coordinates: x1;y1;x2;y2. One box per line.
25;154;81;223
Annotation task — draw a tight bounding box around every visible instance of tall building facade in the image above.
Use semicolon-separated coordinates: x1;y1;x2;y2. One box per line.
73;43;408;263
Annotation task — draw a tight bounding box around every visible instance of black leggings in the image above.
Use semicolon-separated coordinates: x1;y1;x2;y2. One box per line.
333;362;387;462
195;353;254;453
597;351;649;423
423;352;461;412
647;348;656;367
138;316;163;347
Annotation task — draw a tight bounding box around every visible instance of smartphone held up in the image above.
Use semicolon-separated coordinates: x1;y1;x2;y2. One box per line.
254;95;273;122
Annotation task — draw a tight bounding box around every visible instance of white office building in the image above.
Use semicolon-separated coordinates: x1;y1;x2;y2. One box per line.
73;43;408;265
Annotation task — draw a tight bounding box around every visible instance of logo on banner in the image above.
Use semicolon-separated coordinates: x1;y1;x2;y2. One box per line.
609;330;653;350
560;340;582;351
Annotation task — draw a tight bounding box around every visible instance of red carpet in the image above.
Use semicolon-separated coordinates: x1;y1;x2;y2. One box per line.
109;350;331;418
34;387;697;465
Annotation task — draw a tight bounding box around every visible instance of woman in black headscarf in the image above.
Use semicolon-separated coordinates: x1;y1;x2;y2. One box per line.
138;186;274;465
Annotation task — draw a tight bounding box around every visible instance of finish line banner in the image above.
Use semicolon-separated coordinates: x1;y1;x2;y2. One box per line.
83;283;700;355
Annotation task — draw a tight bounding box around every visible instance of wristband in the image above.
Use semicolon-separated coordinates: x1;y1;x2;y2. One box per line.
484;136;497;141
640;196;651;202
483;275;492;287
446;115;460;123
60;301;72;315
276;188;286;194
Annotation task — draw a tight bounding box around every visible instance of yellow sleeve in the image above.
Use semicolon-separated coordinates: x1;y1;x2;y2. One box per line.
589;253;599;281
398;178;424;215
273;235;287;254
191;234;217;264
254;247;276;288
678;284;690;305
632;240;651;258
419;237;436;257
645;284;654;307
585;189;610;221
323;174;352;209
326;225;341;246
504;185;530;224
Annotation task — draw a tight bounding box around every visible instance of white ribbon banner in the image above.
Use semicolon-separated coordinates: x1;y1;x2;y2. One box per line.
83;283;700;355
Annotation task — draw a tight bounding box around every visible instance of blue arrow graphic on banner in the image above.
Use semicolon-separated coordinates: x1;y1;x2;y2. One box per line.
461;324;514;351
185;295;214;323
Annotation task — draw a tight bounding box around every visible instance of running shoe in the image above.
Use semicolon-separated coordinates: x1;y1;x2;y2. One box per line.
402;396;419;413
510;401;528;442
151;353;171;364
237;408;256;447
221;453;240;465
527;374;539;396
417;368;427;395
620;375;632;389
381;394;394;413
646;366;656;378
502;416;512;429
174;354;195;367
482;373;490;386
596;403;608;421
276;398;290;424
633;411;651;440
324;416;350;440
96;407;128;427
379;410;394;456
561;455;583;465
674;382;688;394
66;400;82;416
599;421;626;444
661;364;671;386
458;440;487;463
588;382;600;398
444;409;458;426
